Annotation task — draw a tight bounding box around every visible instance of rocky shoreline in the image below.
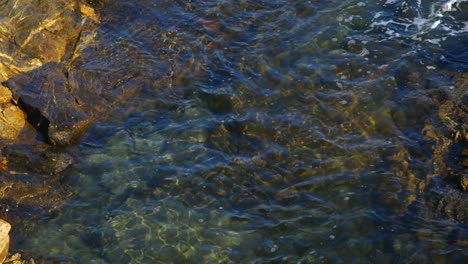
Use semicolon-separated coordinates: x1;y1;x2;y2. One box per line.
0;0;159;260
0;1;104;262
0;0;153;260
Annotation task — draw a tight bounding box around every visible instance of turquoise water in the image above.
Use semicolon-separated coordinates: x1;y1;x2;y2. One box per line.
22;0;468;263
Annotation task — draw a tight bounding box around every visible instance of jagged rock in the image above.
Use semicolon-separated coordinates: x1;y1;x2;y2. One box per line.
3;63;94;146
3;61;143;146
0;219;11;263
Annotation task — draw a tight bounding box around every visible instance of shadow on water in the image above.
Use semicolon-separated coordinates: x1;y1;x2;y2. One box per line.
10;0;468;263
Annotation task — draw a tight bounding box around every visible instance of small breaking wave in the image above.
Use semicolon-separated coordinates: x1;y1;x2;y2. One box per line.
369;0;467;44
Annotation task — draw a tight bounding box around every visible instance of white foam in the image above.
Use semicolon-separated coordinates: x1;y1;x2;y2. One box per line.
369;0;467;42
430;20;441;29
414;17;429;30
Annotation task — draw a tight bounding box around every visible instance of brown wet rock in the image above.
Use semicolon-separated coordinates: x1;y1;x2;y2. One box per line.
4;63;94;146
0;0;100;145
18;9;81;63
375;71;468;250
0;0;88;79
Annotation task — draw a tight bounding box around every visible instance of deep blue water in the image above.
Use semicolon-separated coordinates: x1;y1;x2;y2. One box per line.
20;0;468;263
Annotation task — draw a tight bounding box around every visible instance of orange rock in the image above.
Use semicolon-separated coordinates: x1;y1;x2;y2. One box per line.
0;86;12;104
79;2;99;22
0;157;7;170
0;104;26;141
0;219;11;263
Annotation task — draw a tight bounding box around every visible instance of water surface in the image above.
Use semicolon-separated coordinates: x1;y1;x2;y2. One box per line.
21;0;468;263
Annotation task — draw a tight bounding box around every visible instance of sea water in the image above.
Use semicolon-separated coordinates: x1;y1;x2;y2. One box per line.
20;0;467;262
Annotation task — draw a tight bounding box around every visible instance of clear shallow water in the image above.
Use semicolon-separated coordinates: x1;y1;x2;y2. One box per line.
20;0;467;263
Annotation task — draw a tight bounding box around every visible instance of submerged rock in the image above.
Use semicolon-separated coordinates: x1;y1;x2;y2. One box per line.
373;69;468;252
3;144;74;175
437;73;468;192
0;159;73;249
